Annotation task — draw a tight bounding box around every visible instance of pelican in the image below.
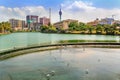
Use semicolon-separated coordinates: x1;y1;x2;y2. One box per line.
85;69;89;74
51;70;55;76
46;74;50;80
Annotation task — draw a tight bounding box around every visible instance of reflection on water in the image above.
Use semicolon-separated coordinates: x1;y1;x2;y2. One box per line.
0;33;120;51
0;47;120;80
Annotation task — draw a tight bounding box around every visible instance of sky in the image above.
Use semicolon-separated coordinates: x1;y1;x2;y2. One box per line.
0;0;120;23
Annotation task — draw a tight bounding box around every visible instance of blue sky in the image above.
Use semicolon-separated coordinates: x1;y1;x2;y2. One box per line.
0;0;63;8
91;0;120;9
0;0;120;9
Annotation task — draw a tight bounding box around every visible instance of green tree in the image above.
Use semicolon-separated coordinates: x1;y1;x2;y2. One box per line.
40;25;57;33
0;23;2;33
86;24;95;34
4;22;11;32
40;25;48;32
103;24;110;34
79;22;87;33
0;22;11;33
96;24;103;34
109;26;115;34
68;22;78;31
112;23;120;32
49;25;57;33
104;24;116;35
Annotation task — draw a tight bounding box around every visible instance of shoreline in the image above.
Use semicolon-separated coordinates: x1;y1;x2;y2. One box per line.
41;31;120;36
0;32;120;36
0;33;10;36
0;43;120;60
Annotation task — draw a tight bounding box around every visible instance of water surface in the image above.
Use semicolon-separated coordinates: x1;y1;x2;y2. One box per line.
0;47;120;80
0;32;119;51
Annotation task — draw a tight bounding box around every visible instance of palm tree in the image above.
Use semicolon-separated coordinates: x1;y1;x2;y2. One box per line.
104;24;116;35
112;23;120;33
86;24;95;34
68;22;78;31
0;22;11;33
1;22;5;33
0;23;2;33
79;22;87;33
4;22;11;32
103;24;110;34
96;24;103;34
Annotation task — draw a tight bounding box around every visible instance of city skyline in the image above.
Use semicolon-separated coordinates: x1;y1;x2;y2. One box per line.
0;0;120;23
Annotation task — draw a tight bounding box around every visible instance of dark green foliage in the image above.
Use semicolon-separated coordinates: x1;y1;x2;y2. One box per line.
59;40;117;44
40;25;57;33
0;22;11;33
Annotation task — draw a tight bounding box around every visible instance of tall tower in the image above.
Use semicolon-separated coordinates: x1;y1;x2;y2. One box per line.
49;8;51;25
59;8;62;22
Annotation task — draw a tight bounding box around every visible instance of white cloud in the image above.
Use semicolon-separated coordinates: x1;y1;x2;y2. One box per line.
61;0;120;22
0;6;48;22
62;1;96;11
0;0;120;23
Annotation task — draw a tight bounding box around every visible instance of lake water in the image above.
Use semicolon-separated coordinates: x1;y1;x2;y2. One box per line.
0;47;120;80
0;32;120;52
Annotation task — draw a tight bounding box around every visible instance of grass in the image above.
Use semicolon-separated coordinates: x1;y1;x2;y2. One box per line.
0;34;6;36
59;40;117;44
68;30;120;35
0;33;10;36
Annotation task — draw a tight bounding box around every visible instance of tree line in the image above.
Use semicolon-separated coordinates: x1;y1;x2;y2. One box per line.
0;22;11;33
40;22;120;35
1;21;120;35
68;22;120;35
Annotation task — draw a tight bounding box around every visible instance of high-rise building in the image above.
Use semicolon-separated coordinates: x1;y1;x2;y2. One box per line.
49;8;51;25
39;17;50;26
9;19;25;30
26;15;39;30
59;8;62;22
